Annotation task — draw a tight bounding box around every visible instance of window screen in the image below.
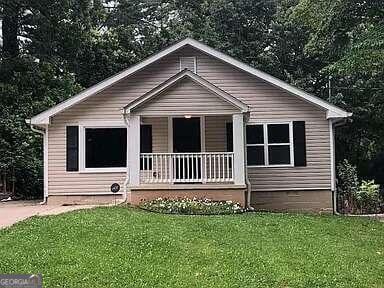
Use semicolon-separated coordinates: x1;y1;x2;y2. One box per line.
247;146;265;166
85;128;127;168
246;125;263;144
268;145;290;165
267;124;289;143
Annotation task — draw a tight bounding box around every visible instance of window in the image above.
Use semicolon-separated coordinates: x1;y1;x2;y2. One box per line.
85;128;127;169
246;123;293;166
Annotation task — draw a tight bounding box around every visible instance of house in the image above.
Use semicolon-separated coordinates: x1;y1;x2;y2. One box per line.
28;38;351;212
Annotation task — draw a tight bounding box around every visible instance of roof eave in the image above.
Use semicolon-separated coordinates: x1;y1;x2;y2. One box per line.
326;110;352;119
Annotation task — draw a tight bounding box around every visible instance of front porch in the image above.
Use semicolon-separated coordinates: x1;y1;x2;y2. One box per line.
124;69;249;204
126;114;247;204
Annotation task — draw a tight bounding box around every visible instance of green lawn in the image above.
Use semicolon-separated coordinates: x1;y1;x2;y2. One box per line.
0;207;383;288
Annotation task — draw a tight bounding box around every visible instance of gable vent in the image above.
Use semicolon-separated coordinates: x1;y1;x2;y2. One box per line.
179;56;196;73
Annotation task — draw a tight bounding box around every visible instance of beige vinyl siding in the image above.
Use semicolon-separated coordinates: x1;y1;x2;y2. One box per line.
205;115;231;152
141;117;168;153
47;45;331;195
135;78;238;116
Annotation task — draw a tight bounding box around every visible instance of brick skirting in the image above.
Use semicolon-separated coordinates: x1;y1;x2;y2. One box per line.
250;189;333;213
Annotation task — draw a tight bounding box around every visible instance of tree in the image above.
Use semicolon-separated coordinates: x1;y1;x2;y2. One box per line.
268;0;384;178
0;57;80;197
1;0;383;198
1;0;21;57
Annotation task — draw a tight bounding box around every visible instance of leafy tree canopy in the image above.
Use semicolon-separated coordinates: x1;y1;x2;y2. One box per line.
0;0;383;197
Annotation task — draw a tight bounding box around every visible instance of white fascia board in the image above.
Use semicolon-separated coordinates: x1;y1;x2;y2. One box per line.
30;37;350;124
326;110;352;119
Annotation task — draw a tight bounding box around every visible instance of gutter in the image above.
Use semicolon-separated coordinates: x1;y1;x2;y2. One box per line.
28;121;48;205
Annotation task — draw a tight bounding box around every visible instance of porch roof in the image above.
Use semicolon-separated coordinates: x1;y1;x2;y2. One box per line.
123;69;249;114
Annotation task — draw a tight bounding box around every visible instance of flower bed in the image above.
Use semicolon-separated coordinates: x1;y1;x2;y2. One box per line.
139;197;244;215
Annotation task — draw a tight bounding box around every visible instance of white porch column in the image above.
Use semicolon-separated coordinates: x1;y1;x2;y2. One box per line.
232;113;245;185
128;114;140;186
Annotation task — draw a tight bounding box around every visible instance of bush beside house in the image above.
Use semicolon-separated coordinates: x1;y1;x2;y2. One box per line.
337;159;384;214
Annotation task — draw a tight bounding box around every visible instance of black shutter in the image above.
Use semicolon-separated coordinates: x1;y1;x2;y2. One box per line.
140;125;152;153
226;122;233;152
293;121;306;166
140;125;152;170
66;126;79;171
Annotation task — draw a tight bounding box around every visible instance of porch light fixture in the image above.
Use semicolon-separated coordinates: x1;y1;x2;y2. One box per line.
184;115;192;119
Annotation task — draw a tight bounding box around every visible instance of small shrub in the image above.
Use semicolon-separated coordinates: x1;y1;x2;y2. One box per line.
337;159;359;213
139;197;244;215
353;180;382;214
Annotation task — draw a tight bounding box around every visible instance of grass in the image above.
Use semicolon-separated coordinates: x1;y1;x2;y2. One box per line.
0;207;383;288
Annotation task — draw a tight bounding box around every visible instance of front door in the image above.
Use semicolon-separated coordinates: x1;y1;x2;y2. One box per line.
173;117;201;181
173;117;201;153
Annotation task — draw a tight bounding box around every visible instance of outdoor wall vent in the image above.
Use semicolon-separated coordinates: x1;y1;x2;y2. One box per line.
179;56;197;73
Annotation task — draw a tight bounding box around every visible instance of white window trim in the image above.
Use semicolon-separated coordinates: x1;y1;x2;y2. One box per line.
78;123;127;173
246;121;294;168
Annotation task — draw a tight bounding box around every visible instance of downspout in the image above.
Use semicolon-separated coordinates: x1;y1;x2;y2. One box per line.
331;118;348;215
29;122;48;205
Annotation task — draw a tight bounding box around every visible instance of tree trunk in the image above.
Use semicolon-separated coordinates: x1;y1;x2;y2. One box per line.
2;171;7;193
1;0;20;57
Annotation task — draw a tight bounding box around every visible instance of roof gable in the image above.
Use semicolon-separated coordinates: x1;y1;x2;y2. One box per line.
125;69;248;114
29;38;351;125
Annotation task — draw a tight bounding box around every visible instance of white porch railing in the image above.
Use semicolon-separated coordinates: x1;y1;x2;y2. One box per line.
140;152;234;184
